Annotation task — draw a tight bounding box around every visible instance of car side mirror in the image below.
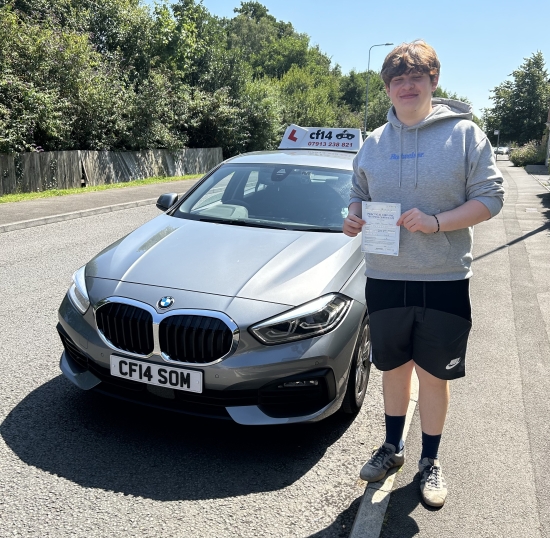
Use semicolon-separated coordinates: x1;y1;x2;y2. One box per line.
156;193;179;211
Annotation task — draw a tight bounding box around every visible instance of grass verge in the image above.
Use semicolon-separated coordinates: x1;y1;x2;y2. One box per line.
0;174;203;204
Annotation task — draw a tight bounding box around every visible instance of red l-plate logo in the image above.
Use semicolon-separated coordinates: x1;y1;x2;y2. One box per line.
288;129;298;142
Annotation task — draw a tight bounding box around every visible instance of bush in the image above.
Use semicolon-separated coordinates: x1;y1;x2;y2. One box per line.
509;140;547;167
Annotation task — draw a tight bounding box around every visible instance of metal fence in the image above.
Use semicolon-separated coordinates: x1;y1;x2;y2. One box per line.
0;148;223;196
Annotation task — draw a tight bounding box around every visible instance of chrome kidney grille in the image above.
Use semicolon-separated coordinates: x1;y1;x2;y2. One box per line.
95;299;237;364
96;302;154;355
159;315;234;363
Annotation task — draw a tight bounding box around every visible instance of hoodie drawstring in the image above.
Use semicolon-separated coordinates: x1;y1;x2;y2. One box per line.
415;128;419;189
399;125;403;188
398;126;419;189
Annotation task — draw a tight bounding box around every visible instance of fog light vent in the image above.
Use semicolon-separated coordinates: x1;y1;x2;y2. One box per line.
278;380;319;388
258;368;336;418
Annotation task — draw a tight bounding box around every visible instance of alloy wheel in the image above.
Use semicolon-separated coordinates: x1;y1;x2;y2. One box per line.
355;321;371;404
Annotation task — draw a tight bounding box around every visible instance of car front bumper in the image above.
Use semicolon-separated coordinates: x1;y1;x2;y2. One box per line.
57;292;365;425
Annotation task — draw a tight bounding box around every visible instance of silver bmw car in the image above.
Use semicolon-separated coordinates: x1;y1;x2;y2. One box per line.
57;142;370;425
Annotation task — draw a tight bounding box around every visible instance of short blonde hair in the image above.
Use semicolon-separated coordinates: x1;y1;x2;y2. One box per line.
381;40;440;86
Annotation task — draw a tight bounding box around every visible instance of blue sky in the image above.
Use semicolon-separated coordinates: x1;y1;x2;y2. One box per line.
198;0;550;117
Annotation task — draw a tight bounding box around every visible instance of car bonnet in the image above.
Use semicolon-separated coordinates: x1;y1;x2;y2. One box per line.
86;214;363;306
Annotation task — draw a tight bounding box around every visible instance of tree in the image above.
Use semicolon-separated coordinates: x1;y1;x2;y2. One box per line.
339;70;368;112
233;1;273;22
225;2;325;79
0;6;133;152
185;88;249;157
279;65;340;127
482;52;550;145
0;0;475;156
240;77;282;151
339;70;390;132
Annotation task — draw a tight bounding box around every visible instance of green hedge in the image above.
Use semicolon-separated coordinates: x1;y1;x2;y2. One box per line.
509;139;547;167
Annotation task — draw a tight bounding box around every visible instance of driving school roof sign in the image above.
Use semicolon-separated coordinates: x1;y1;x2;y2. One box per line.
278;124;363;152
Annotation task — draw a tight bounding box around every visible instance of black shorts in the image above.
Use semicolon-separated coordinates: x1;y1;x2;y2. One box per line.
365;278;472;380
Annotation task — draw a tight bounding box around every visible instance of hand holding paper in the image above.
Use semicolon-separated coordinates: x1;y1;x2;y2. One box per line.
397;207;439;234
361;202;401;256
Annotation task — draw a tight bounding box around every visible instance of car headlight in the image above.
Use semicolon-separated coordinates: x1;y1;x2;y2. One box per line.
67;265;90;314
249;294;352;345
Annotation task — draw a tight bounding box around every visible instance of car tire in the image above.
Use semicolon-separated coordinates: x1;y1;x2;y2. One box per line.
341;316;371;414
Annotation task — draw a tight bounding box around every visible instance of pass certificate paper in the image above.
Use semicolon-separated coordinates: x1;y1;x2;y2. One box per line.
361;202;401;256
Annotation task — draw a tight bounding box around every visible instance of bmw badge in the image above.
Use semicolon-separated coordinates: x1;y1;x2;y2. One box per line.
158;296;174;309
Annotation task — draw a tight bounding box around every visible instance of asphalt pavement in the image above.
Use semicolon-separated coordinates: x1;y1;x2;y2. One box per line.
376;159;550;537
0;179;382;537
0;159;549;537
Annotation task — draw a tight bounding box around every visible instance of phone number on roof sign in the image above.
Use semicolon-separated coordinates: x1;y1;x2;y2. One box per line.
307;141;354;148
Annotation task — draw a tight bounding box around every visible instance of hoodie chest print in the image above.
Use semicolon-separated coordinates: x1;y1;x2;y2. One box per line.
390;152;425;160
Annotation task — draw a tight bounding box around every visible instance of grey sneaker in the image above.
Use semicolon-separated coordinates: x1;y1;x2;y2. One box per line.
419;457;447;507
360;442;405;482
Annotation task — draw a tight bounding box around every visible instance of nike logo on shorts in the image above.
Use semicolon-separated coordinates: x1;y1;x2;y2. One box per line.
446;358;462;370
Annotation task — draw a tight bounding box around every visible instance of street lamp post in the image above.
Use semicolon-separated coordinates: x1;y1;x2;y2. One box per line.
364;42;393;137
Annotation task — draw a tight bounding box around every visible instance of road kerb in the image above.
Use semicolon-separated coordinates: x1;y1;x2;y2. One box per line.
0;198;158;234
349;371;419;538
525;172;550;192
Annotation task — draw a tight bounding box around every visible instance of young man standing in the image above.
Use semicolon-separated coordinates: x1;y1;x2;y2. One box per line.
343;41;504;507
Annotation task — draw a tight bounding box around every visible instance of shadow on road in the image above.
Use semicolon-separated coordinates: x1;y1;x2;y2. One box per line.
474;160;550;263
1;376;355;501
308;496;362;538
539;191;550;224
473;221;550;263
378;477;421;537
377;472;440;538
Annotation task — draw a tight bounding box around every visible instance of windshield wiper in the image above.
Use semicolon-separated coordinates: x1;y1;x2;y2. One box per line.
197;217;289;230
293;227;343;233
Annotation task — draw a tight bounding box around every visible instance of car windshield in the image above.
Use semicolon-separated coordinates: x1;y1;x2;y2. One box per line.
173;162;352;232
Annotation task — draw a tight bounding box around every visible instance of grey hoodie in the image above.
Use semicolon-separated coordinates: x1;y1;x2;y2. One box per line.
350;98;504;281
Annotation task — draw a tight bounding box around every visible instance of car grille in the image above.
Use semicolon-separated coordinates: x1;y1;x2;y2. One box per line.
159;315;234;363
95;302;234;362
96;302;154;355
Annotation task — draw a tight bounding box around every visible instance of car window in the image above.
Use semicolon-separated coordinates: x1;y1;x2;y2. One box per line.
174;163;352;231
192;170;235;210
243;170;259;194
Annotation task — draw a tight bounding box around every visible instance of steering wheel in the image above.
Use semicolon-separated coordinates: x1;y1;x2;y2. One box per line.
223;199;251;209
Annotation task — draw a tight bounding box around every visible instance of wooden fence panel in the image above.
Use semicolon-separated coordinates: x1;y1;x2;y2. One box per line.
161;151;184;176
118;152;153;181
21;153;41;193
151;149;172;176
55;150;81;189
19;151;81;192
80;151;100;186
100;150;120;185
0;154;16;196
81;150;146;185
1;148;222;195
183;148;223;175
81;151;119;186
38;151;53;191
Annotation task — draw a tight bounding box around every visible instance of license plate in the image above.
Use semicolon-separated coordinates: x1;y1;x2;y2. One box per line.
110;356;203;393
